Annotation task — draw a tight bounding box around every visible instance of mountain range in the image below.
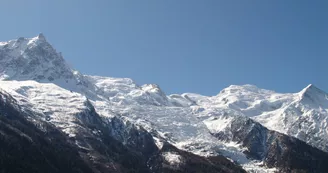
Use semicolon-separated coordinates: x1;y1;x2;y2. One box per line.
0;34;328;173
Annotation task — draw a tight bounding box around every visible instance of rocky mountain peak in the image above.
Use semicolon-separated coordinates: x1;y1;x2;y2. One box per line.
37;33;46;41
0;34;74;82
300;84;322;95
298;84;328;107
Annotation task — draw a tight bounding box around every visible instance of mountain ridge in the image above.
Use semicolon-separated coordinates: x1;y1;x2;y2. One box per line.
0;35;328;173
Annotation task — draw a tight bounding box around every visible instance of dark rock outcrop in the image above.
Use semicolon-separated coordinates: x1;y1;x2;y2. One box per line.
213;116;328;173
148;143;246;173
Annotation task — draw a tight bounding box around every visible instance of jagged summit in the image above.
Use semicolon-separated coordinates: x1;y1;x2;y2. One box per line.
298;84;328;108
0;34;46;48
0;34;74;82
37;33;46;41
300;84;325;95
299;84;327;100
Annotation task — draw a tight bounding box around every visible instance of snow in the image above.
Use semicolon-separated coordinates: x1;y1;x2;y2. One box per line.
0;34;74;83
242;161;278;173
0;93;7;103
153;137;164;149
0;78;277;172
162;152;183;166
1;35;328;172
0;80;87;137
203;116;234;133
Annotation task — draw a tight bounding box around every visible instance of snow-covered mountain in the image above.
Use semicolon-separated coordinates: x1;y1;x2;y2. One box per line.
0;35;328;173
204;84;328;152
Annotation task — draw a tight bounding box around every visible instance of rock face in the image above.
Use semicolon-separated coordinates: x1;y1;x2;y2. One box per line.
213;117;328;173
0;34;72;81
149;143;246;173
1;35;328;173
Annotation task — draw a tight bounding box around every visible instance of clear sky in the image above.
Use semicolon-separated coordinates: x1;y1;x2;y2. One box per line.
0;0;327;95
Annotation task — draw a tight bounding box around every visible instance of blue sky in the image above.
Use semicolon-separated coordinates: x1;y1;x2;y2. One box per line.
1;0;327;95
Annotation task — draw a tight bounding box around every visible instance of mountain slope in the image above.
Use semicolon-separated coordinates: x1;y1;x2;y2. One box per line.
0;89;94;173
1;35;328;173
0;87;246;173
200;84;328;153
